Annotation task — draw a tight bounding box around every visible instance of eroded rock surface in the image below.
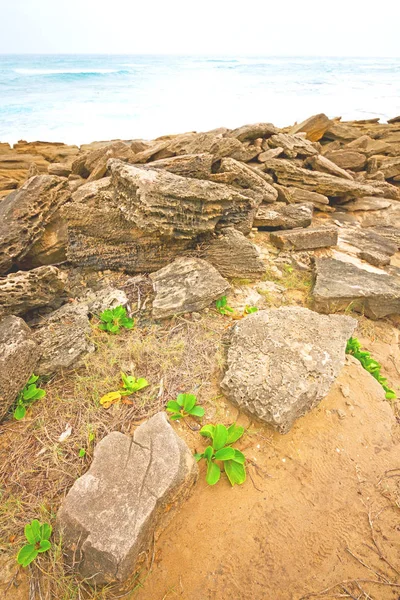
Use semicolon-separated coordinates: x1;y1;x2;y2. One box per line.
221;307;356;433
270;225;338;250
57;412;198;585
254;203;313;229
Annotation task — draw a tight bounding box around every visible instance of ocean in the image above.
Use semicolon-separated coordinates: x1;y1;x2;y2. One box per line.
1;54;400;146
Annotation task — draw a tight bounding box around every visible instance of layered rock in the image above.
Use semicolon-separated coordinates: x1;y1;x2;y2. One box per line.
270;225;338;250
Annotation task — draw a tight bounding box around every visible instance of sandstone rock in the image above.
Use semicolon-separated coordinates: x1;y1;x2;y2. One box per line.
338;227;397;267
85;287;129;315
141;153;213;180
268;133;318;158
209;157;278;203
13;140;79;162
275;185;329;206
323;121;361;142
35;303;94;375
254;202;313;229
270;225;338;250
289;113;331;142
72;141;133;179
0;266;67;318
0;175;70;274
388;116;400;124
341;197;392;211
324;149;366;171
313;258;400;318
20;211;68;268
305;154;354;180
369;226;400;249
48;163;72;177
374;157;400;180
163;132;259;163
228;122;277;142
220;307;356;433
57;412;198;585
258;147;284;162
150;257;230;319
201;227;266;279
346;135;391;157
0;316;39;421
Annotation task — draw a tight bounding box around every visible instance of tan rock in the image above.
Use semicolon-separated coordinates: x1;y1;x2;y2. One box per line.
289;113;331;142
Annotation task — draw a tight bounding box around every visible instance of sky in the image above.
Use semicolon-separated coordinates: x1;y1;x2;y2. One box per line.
1;0;400;56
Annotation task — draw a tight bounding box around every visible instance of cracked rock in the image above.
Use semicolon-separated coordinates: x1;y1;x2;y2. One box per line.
57;412;198;585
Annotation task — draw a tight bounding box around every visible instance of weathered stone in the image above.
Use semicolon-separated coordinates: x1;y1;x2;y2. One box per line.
289;113;331;142
338;227;397;267
150;257;230;319
369;226;400;249
20;211;68;268
258;147;284;162
270;225;338;250
254;202;313;229
85;287;129;315
141;153;213;180
0;175;70;274
0;266;67;318
324;149;366;171
48;163;72;177
341;196;392;211
201;227;266;279
268;133;318;158
220;307;356;433
57;412;198;585
374;157;400;180
0;316;39;421
313;258;400;318
35;303;94;375
305;154;354;180
0;177;18;191
72;141;134;179
346;135;391;158
228;122;277;142
388;116;400;124
276;185;330;206
323;121;361;142
164;132;259;163
209;157;278;203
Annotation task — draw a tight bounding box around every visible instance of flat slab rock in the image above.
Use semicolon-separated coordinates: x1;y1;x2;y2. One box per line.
254;202;313;230
313;257;400;318
220;307;356;433
0;316;39;421
150;257;230;319
57;412;198;585
270;225;338;250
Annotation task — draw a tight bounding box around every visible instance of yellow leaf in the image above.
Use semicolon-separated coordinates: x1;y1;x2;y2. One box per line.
99;391;121;409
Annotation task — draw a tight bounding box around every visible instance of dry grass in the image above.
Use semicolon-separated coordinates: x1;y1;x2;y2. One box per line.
0;312;227;599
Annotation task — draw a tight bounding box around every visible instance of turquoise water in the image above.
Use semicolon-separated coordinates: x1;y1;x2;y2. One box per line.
1;55;400;145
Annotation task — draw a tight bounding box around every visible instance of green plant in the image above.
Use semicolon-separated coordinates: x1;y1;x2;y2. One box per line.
98;306;134;334
346;337;396;400
195;423;246;486
17;520;52;567
216;296;234;316
14;375;46;420
119;371;149;396
244;305;258;315
166;393;205;421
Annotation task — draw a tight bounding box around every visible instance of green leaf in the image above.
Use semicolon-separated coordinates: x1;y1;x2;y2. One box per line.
226;424;244;445
98;323;108;331
14;404;26;420
212;424;228;451
132;378;149;392
40;523;52;541
120;317;134;329
108;324;120;334
37;540;51;553
180;394;197;412
79;448;86;457
224;460;246;486
244;306;258;314
214;447;235;461
17;544;38;567
27;375;39;384
194;453;203;462
206;460;221;486
169;413;182;421
385;389;396;400
232;449;246;464
25;520;41;544
216;296;227;310
23;385;38;400
203;446;213;461
34;389;46;400
166;401;181;413
200;424;215;439
187;405;205;418
113;305;126;319
100;309;114;323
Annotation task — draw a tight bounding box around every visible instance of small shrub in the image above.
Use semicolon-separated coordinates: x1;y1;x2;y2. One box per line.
346;337;396;400
99;372;149;408
98;306;134;334
17;520;52;567
14;375;46;420
195;423;246;486
216;296;234;316
244;305;258;315
166;393;205;421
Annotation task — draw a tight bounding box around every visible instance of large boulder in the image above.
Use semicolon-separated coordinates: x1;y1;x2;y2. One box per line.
0;266;67;318
0;175;70;274
0;316;40;421
313;257;400;319
35;303;94;376
57;413;198;586
150;257;230;319
220;307;356;433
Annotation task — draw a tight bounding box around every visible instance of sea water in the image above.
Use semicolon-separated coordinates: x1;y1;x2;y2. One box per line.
1;54;400;145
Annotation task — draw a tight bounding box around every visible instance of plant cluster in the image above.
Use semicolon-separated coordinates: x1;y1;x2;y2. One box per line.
14;375;46;420
98;305;134;334
166;393;205;420
100;371;149;408
17;520;52;567
346;337;396;400
195;424;246;486
216;296;258;318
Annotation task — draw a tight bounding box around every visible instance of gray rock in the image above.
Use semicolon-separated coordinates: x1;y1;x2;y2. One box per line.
57;412;198;585
150;257;230;319
254;202;313;229
341;197;392;212
275;185;329;206
201;227;266;279
228;122;277;142
220;307;356;433
85;286;129;315
0;316;40;421
338;227;397;267
270;225;338;250
313;258;400;318
0;266;67;318
35;303;94;376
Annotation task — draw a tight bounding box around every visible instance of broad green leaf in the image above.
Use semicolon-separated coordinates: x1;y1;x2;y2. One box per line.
120;372;130;387
214;447;235;461
385;390;396;400
108;324;120;334
200;424;215;439
224;460;246;486
180;394;197;412
17;544;38;567
98;323;108;331
226;424;244;445
37;540;51;553
132;378;149;392
23;385;38;400
34;389;46;400
14;404;26;420
40;523;52;541
212;424;228;451
194;453;203;462
244;306;258;314
166;401;181;413
187;405;205;418
206;460;221;486
79;448;86;457
25;520;41;544
203;446;213;461
120;317;134;329
113;305;126;318
232;449;246;464
100;309;114;323
28;375;39;384
216;297;227;310
169;414;182;421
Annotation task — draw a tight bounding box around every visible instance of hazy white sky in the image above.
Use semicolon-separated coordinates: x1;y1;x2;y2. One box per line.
1;0;399;56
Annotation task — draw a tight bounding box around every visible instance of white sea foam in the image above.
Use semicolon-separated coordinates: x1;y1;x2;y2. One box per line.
14;68;123;75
